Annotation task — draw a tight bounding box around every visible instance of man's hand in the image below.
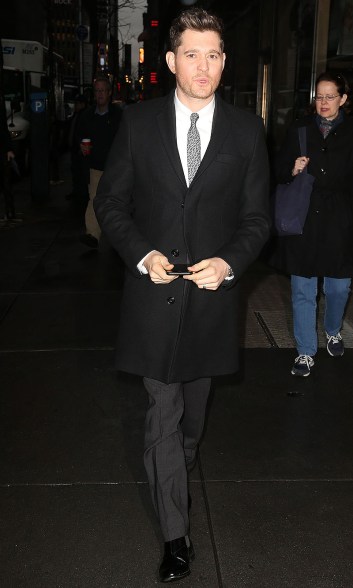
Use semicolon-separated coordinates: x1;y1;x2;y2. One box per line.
143;251;178;284
184;257;229;290
7;151;15;161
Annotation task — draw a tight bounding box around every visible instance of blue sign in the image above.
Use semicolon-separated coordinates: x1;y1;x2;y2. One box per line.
30;92;47;113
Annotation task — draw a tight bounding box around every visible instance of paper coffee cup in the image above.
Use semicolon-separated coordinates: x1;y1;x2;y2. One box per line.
81;138;92;154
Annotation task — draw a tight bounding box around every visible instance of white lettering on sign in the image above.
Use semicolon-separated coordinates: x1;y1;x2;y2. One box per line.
54;0;72;4
2;46;15;55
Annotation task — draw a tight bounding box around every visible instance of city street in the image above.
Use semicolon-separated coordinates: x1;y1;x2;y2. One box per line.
1;157;353;587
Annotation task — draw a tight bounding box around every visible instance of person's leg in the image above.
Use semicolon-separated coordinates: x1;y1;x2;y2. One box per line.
143;377;189;542
323;277;351;335
291;275;318;356
85;168;102;240
181;377;211;472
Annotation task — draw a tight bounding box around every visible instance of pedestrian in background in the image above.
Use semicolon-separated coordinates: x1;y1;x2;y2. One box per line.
66;94;89;212
94;7;270;583
76;76;122;248
0;103;15;219
49;114;65;186
271;72;353;377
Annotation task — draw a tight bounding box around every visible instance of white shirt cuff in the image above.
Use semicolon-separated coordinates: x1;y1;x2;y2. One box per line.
137;250;157;274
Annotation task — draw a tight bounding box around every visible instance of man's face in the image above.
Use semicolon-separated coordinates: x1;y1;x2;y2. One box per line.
94;81;111;108
166;29;225;110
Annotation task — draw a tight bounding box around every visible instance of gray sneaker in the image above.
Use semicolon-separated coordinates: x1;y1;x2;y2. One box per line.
326;332;344;357
291;354;314;377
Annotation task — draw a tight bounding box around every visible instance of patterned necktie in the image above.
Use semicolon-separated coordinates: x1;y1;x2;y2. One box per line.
187;113;201;184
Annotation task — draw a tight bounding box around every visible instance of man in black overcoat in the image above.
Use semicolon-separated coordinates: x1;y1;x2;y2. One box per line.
94;7;270;583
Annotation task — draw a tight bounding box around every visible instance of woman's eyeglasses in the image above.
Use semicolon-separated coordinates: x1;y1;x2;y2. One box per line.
314;95;339;102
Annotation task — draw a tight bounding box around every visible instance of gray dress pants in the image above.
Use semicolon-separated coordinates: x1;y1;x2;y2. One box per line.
143;377;211;541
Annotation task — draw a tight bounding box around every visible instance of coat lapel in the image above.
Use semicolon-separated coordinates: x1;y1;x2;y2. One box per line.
156;93;187;188
192;94;231;183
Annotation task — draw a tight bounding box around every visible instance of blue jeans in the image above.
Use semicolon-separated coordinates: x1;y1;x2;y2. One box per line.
291;275;351;357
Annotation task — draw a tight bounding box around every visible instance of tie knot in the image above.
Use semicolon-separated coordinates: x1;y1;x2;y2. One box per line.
190;113;199;126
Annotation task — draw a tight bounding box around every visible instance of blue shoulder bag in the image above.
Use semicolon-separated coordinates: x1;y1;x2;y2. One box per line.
274;127;315;236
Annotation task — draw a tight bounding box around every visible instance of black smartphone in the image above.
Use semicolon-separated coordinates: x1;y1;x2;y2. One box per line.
166;264;192;276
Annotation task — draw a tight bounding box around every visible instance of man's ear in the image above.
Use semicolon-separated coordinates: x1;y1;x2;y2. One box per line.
166;51;176;74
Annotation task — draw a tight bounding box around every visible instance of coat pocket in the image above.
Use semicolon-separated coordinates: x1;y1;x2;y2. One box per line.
215;153;237;164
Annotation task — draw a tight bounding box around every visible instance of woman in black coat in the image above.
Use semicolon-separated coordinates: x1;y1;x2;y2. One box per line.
272;72;353;377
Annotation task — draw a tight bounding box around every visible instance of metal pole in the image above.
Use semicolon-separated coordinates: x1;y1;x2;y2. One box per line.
310;0;331;100
79;0;84;93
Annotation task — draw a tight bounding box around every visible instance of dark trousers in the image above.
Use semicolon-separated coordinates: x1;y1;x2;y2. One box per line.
143;377;211;541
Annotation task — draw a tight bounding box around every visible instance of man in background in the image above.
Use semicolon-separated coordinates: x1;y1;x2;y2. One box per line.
0;103;15;219
66;94;89;213
76;76;121;248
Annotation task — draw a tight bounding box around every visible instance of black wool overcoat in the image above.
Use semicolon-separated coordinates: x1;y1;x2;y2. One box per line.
271;113;353;278
94;92;270;383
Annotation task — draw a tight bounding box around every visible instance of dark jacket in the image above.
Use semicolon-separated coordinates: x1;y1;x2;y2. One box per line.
94;92;270;383
0;109;12;157
75;103;122;170
271;112;353;277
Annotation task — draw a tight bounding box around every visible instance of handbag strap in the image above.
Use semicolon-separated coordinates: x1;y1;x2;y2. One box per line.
298;127;308;174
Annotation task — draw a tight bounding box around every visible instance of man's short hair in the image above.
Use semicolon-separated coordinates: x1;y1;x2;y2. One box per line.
94;76;112;91
169;7;224;53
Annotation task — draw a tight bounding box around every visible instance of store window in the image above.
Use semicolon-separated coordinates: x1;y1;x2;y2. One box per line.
270;0;316;151
327;0;353;89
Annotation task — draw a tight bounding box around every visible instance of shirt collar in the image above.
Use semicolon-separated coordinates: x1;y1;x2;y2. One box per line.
95;106;109;115
174;91;215;121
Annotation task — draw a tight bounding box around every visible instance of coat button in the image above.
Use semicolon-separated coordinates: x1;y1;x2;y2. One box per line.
320;168;326;174
321;147;327;152
167;297;175;305
181;202;185;208
171;249;179;257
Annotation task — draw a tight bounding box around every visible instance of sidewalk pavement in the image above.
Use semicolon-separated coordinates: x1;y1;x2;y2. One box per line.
1;155;353;587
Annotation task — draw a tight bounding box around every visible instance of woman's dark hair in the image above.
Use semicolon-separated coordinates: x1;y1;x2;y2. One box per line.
169;7;224;53
315;71;350;97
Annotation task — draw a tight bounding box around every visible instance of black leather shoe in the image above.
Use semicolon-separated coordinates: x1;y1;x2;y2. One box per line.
79;234;98;248
159;536;195;583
